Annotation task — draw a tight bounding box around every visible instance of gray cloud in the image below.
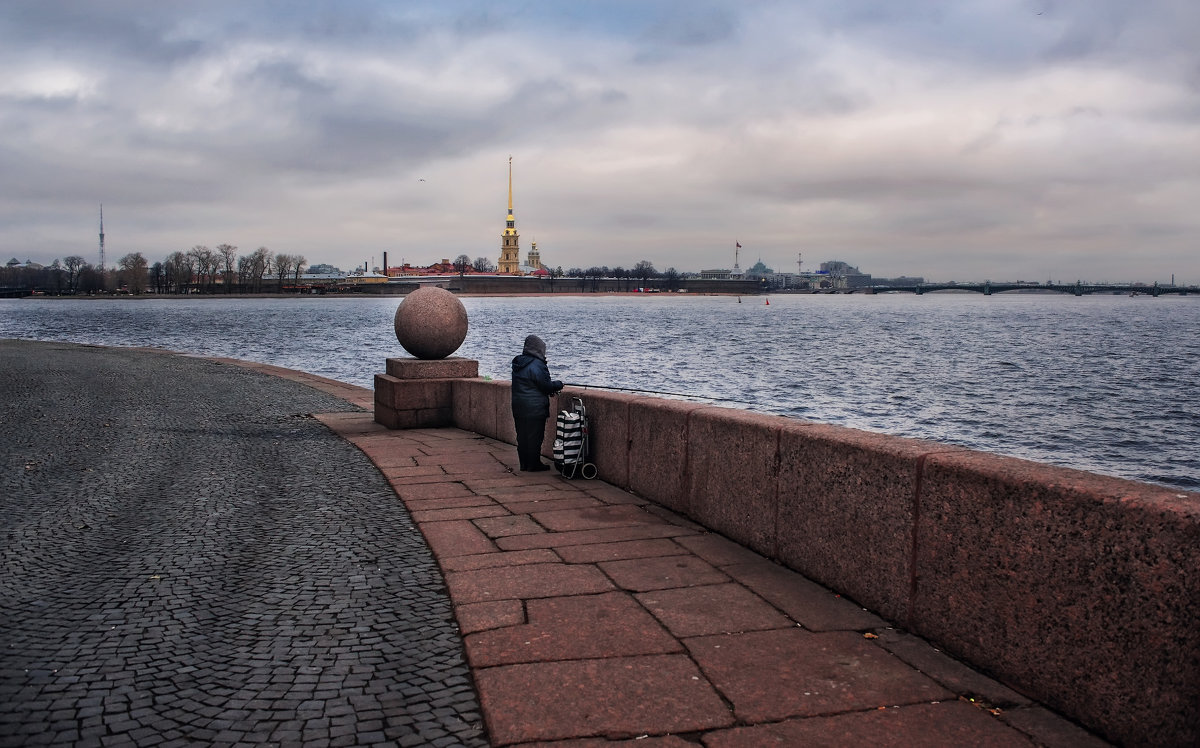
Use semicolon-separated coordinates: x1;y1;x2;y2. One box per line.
0;0;1196;283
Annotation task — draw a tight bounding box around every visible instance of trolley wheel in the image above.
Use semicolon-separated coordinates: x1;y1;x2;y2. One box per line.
581;462;598;480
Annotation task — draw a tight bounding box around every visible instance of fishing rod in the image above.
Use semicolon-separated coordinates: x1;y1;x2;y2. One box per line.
560;382;757;408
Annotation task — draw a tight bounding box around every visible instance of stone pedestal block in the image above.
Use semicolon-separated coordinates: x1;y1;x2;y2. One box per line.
386;357;478;379
374;357;480;430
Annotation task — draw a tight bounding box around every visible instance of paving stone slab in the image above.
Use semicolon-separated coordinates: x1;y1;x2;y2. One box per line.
418;519;500;559
599;554;729;592
674;533;769;568
446;563;615;604
464;592;681;667
497;525;697;551
473;514;548;538
635;583;793;638
513;737;696;747
686;629;952;722
998;706;1114;748
395;482;479;501
440;549;561;572
405;495;499;512
411;505;513;523
873;628;1030;708
724;561;886;631
703;700;1036;747
554;538;687;564
531;505;664;532
379;464;446;479
475;654;734;745
502;497;606;515
455;601;527;636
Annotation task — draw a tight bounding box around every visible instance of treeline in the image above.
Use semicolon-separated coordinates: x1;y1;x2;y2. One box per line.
5;248;684;296
2;244;308;295
563;261;683;291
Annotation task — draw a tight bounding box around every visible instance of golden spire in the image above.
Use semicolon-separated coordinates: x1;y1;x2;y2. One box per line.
504;155;517;237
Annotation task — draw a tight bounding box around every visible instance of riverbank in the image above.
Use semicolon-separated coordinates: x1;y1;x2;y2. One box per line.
18;290;752;300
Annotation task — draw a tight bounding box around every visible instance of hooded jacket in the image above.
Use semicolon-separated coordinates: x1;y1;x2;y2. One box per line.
511;337;562;419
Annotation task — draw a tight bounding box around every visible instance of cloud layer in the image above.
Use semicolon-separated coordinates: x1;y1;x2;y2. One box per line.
2;0;1197;282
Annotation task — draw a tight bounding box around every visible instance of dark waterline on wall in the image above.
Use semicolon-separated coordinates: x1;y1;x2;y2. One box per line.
3;293;1198;490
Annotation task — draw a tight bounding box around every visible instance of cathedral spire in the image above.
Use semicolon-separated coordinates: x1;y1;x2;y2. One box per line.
498;156;521;273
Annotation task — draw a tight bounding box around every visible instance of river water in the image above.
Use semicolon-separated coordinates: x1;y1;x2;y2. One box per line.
2;293;1197;490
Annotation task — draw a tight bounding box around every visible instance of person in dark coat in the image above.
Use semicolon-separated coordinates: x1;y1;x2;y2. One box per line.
511;334;563;471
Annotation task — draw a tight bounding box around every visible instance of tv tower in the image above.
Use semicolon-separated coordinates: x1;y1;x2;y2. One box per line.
98;204;106;271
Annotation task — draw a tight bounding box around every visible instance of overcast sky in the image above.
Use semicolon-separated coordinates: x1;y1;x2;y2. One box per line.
2;0;1197;283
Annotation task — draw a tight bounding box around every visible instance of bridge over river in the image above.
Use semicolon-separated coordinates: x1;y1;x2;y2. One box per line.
847;281;1195;296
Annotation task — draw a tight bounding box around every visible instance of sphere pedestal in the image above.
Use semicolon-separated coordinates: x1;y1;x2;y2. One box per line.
374;357;479;429
375;287;479;430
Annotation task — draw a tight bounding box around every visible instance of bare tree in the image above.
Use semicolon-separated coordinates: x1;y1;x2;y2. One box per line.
77;263;103;294
150;262;165;293
472;256;495;273
63;255;85;294
236;255;252;291
634;260;657;286
47;259;65;294
291;255;307;290
246;246;271;292
454;254;471;277
612;266;628;292
118;252;149;294
274;252;293;291
188;245;215;292
166;250;195;293
216;244;238;292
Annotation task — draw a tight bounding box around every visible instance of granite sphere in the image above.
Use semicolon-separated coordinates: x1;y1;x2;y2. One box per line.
393;287;469;360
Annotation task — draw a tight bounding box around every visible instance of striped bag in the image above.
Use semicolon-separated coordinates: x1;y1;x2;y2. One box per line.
553;409;585;465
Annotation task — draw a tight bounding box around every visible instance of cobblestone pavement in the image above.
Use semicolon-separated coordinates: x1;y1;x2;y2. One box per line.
0;340;487;747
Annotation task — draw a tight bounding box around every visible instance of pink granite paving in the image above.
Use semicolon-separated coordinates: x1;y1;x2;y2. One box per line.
464;591;681;666
704;700;1038;747
308;408;1110;747
634;583;793;637
686;628;953;722
475;655;734;744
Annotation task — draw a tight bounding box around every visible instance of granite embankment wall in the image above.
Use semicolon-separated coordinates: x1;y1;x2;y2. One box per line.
378;370;1199;747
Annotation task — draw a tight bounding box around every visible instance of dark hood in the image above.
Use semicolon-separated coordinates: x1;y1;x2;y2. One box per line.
522;335;546;361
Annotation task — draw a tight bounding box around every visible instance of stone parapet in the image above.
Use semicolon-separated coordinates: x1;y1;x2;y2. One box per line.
445;378;1200;747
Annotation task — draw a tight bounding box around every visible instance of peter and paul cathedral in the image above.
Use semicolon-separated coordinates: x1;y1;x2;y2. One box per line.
497;156;520;274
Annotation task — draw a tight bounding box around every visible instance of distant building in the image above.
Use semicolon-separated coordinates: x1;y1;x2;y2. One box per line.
523;241;544;274
745;259;773;280
700;269;733;280
878;275;926;286
307;263;341;275
821;260;873;289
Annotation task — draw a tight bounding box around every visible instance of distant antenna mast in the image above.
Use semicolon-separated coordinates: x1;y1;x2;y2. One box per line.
797;252;802;274
98;204;106;271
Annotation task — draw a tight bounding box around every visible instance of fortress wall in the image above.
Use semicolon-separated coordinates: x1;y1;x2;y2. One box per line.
405;377;1199;746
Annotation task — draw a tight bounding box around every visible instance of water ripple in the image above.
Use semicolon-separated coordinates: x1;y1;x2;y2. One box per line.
3;293;1198;489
